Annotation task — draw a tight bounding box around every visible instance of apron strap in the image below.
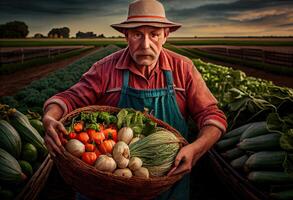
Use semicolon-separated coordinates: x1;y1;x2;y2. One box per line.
163;70;174;92
122;70;130;88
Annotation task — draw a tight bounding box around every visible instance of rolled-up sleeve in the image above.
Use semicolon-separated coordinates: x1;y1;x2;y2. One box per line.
186;63;227;134
43;63;102;116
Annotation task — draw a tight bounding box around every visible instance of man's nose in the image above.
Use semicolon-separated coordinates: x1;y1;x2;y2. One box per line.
141;35;150;49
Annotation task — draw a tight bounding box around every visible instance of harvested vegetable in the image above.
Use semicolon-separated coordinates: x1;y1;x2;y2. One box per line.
98;139;116;154
128;157;143;171
113;141;130;169
95;155;117;172
113;168;132;178
118;127;133;144
65;139;85;157
134;167;149;178
129;130;180;176
82;152;97;166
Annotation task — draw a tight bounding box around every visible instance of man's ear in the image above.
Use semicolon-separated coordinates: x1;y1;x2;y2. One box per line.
162;28;170;45
124;29;129;42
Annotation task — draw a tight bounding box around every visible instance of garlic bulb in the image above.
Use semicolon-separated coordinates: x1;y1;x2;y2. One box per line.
65;139;85;157
113;141;130;168
118;127;133;144
134;167;149;178
129;137;140;145
95;155;117;172
113;168;132;178
128;157;143;171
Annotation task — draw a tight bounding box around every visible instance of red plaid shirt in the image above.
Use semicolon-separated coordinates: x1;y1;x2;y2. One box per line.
44;47;227;132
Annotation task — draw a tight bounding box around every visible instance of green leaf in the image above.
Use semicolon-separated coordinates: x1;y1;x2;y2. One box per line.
117;109;128;129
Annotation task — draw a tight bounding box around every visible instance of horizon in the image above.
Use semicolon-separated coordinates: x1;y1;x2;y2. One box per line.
1;0;293;38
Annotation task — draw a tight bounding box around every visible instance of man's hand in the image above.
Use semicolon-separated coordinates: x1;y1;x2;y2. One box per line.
168;125;222;176
42;103;67;156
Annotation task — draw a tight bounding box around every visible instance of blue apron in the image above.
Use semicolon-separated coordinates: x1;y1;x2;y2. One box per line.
118;70;190;200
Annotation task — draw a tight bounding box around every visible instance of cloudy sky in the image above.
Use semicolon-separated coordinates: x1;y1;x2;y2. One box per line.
0;0;293;37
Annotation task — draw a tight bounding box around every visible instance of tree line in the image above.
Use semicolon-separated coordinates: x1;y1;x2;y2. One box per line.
0;21;119;39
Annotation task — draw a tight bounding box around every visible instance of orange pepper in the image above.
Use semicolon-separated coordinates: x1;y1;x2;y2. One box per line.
94;149;102;158
81;152;97;166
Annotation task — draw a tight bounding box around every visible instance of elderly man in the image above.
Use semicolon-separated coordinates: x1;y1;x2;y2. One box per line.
43;0;227;199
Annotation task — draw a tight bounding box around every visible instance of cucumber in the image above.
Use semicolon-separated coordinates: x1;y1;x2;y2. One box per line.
270;189;293;200
248;171;293;184
240;121;268;141
244;151;286;171
238;133;281;151
8;109;48;157
221;147;245;160
230;154;248;169
222;123;252;139
0;120;22;158
215;135;240;151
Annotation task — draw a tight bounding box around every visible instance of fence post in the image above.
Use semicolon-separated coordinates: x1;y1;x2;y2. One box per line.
21;48;24;64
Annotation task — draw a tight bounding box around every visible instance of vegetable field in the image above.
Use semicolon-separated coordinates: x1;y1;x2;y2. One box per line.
0;41;292;200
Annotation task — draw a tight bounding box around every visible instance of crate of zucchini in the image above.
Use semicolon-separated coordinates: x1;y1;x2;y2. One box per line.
193;59;293;200
52;105;188;200
0;105;52;200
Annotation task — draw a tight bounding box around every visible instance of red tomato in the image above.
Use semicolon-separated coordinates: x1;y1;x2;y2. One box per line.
103;128;118;142
76;132;90;144
85;143;96;152
68;132;77;139
81;152;97;166
88;131;105;145
98;139;116;154
73;121;84;132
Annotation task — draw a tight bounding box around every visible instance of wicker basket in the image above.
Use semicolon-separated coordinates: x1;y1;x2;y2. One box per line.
15;154;53;200
52;105;188;200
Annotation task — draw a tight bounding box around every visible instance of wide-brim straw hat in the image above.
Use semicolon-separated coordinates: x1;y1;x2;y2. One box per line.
111;0;181;33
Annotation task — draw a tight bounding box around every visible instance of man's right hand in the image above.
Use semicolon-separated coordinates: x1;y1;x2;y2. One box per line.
42;104;67;156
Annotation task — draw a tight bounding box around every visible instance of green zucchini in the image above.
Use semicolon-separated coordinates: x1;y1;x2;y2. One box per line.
270;189;293;200
230;154;249;169
29;119;45;137
240;121;269;141
222;123;252;139
238;133;281;151
221;147;245;160
215;135;240;151
248;171;293;184
8;109;48;157
0;148;27;183
0;120;22;158
244;151;286;171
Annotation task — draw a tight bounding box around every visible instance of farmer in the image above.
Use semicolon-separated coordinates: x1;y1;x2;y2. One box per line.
43;0;227;199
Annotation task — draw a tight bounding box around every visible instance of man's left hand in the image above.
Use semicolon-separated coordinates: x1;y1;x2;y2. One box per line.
168;125;222;176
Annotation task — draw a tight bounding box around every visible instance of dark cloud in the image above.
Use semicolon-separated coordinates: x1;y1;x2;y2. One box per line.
0;0;292;36
0;0;127;16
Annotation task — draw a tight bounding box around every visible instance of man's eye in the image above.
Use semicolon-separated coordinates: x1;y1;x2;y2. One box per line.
134;33;141;38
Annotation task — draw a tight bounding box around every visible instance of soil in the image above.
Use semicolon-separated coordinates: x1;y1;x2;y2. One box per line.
0;47;99;97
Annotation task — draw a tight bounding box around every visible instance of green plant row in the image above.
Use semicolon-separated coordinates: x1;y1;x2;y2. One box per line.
0;47;95;75
0;45;121;114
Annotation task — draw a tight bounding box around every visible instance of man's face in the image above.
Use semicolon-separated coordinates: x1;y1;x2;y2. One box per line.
126;26;168;67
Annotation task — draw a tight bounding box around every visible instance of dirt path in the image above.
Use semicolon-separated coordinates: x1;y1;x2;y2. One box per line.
0;47;99;97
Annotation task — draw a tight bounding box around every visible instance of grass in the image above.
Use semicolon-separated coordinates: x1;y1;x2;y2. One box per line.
0;46;95;75
166;40;293;46
0;38;127;47
1;38;292;47
165;45;293;76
